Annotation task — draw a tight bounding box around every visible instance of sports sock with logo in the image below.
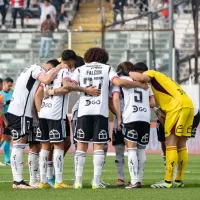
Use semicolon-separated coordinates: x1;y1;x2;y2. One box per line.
175;147;188;181
93;150;104;185
4;141;11;163
128;148;138;185
74;150;86;185
53;149;64;184
11;144;26;182
137;148;146;183
39;149;49;184
165;146;177;182
115;145;125;181
28;152;39;184
47;161;54;180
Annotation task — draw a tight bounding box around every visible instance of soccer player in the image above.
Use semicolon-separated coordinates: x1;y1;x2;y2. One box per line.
70;47;148;189
36;50;100;189
0;77;13;165
28;59;61;188
6;59;67;189
116;62;155;188
129;62;194;188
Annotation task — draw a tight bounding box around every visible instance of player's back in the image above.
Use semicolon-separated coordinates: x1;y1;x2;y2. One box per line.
39;68;71;120
121;76;152;124
145;70;194;112
8;64;45;118
76;62;116;118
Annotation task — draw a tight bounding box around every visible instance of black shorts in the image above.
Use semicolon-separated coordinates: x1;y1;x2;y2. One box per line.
7;113;33;142
28;126;40;145
156;111;200;141
36;118;66;143
124;121;150;148
65;116;70;137
156;119;165;142
3;113;12;136
74;115;109;143
112;129;125;146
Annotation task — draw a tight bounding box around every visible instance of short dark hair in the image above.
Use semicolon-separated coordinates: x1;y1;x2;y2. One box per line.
46;14;51;19
62;50;77;61
0;78;2;84
4;77;13;83
46;59;60;68
75;56;85;68
134;62;148;72
117;61;134;76
84;47;109;64
44;0;50;2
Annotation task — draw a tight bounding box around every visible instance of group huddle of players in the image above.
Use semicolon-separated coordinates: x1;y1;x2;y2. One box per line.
0;47;198;189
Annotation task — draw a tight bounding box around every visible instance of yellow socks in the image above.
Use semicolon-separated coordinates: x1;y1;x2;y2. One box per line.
165;146;177;182
175;147;188;181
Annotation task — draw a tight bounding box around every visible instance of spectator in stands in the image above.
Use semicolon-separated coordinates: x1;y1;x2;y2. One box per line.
11;0;25;28
175;0;187;15
40;14;56;58
113;0;125;25
51;0;65;28
40;0;56;24
0;0;8;29
135;0;148;13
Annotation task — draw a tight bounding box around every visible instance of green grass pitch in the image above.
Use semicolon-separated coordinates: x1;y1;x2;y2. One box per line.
0;154;200;200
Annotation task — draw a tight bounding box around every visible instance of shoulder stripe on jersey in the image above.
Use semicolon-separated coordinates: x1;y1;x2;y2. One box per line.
151;78;172;97
108;66;111;73
78;69;80;73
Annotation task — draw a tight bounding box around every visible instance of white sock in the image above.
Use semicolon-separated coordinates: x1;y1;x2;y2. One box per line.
128;148;138;185
47;161;54;179
115;145;125;181
28;152;39;183
39;149;49;184
11;144;26;182
74;150;86;185
53;149;64;184
93;150;104;185
137;149;146;183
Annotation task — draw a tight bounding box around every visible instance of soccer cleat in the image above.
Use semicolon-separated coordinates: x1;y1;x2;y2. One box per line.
113;179;126;186
155;180;165;184
151;181;173;188
54;183;72;189
100;180;110;186
0;162;6;166
173;181;184;188
47;177;55;187
38;182;52;189
125;182;142;189
5;162;11;166
92;182;106;189
73;182;82;189
29;180;40;188
13;180;35;189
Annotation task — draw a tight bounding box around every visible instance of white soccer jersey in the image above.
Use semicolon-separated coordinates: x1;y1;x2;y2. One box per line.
121;76;154;124
71;100;79;121
71;62;118;118
8;64;46;118
39;68;72;120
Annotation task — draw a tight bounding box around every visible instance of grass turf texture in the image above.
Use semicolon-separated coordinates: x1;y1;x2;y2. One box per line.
0;154;200;200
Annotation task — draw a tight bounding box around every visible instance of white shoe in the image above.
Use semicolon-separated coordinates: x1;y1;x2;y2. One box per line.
155;180;165;184
0;162;6;166
91;179;109;186
92;182;106;189
1;25;6;30
29;180;40;188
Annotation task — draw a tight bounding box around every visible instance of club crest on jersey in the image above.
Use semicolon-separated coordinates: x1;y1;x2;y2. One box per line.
127;129;138;139
36;128;42;138
11;129;19;140
49;129;60;140
98;130;107;140
77;129;85;139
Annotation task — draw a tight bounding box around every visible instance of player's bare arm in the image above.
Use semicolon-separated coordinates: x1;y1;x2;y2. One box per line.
37;63;67;84
153;107;166;125
149;96;156;108
109;98;116;115
129;72;151;83
34;85;44;112
112;77;148;90
112;92;122;131
0;104;8;127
